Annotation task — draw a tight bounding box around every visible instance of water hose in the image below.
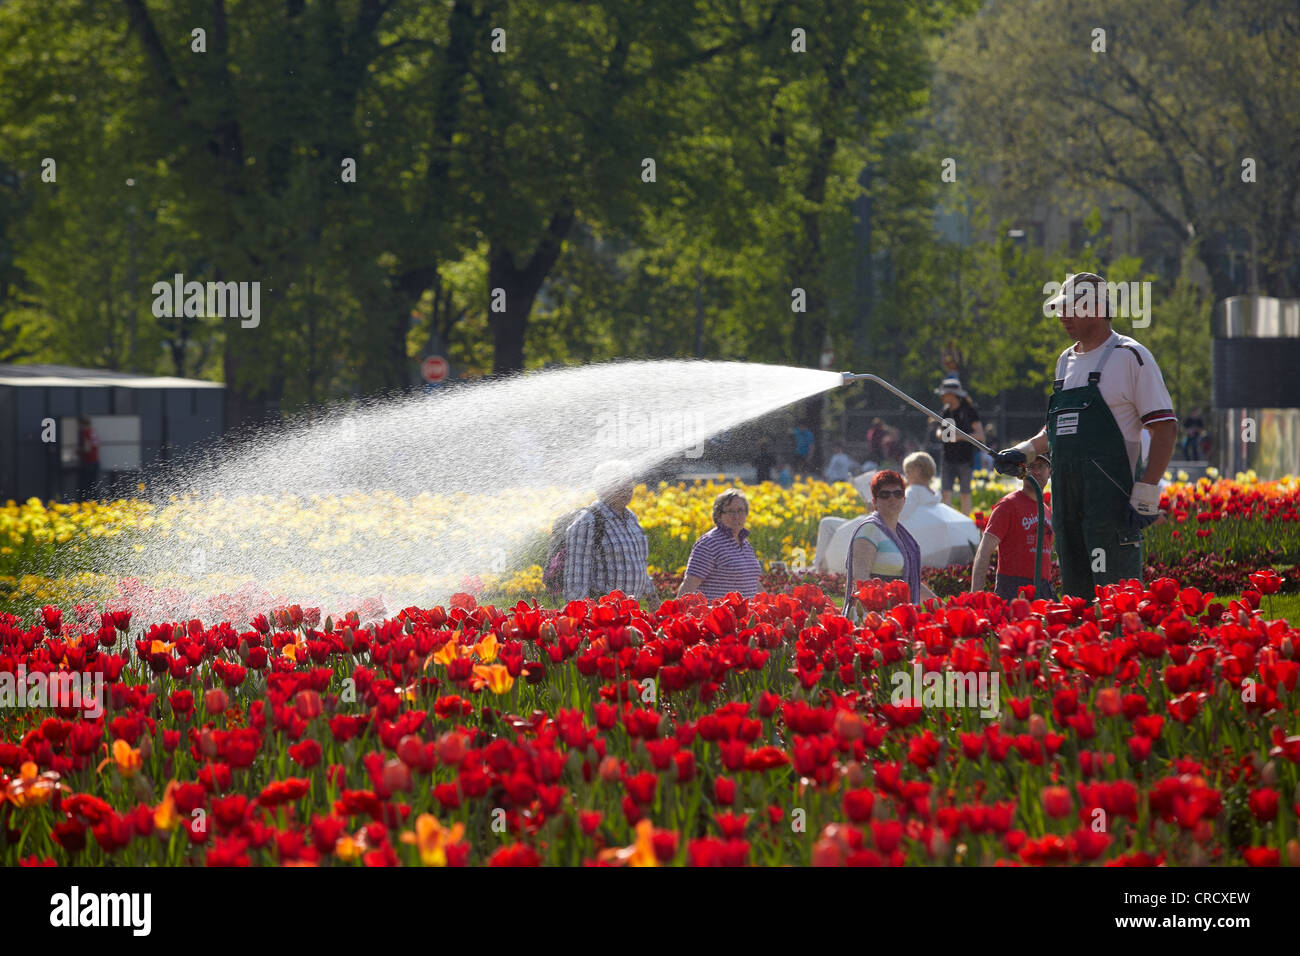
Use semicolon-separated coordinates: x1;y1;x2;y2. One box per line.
840;372;1046;600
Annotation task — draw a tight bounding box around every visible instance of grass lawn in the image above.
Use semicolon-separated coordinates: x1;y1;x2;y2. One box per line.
1217;592;1300;623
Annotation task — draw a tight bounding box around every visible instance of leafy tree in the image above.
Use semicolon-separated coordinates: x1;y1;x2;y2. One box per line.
934;0;1300;300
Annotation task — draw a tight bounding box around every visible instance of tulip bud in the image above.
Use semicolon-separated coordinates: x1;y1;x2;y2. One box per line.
199;728;217;758
382;758;411;793
204;688;228;714
1262;760;1278;788
1028;713;1047;739
599;756;623;783
811;836;845;867
834;710;864;742
929;831;950;860
134;773;154;804
1283;638;1294;660
1188;843;1208;866
342;626;354;650
1287;839;1300;868
139;734;153;760
324;615;333;634
844;761;866;788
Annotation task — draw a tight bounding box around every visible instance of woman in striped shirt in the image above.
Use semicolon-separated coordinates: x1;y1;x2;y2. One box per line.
677;489;763;600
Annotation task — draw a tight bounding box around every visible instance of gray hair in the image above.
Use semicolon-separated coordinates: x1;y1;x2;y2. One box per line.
712;488;749;523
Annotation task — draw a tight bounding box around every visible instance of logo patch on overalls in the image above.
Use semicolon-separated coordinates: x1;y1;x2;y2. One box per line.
1056;411;1080;435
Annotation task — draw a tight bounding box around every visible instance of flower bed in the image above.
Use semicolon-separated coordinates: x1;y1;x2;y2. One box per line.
2;576;1296;867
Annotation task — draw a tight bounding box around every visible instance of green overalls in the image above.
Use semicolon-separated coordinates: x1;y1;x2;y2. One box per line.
1046;340;1145;599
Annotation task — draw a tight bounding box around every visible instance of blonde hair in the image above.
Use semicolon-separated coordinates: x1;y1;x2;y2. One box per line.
903;451;936;483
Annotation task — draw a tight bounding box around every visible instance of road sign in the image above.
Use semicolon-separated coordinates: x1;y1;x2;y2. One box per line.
421;355;449;383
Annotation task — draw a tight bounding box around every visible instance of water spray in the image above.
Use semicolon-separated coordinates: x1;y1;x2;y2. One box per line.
840;371;1047;601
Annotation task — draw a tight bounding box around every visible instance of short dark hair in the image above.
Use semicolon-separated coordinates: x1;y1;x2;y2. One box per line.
713;489;749;523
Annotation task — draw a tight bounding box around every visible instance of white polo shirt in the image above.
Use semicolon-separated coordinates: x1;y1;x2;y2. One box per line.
1054;330;1176;476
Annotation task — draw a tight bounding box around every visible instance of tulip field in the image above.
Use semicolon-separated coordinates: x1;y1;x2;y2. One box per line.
2;474;1299;866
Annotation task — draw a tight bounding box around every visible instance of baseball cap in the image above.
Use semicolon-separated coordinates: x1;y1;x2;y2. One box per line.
1045;272;1108;318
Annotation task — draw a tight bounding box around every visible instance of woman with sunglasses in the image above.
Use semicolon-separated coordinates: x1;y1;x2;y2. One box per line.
677;489;763;600
845;469;937;613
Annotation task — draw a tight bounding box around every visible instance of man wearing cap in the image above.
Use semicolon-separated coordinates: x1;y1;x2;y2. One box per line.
972;453;1056;601
993;273;1176;600
934;377;984;514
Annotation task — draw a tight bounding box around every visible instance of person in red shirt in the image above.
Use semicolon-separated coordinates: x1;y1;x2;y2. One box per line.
76;415;101;500
971;454;1056;601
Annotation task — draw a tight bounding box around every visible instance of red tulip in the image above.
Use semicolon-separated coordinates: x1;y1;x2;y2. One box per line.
1041;786;1072;819
1248;788;1279;822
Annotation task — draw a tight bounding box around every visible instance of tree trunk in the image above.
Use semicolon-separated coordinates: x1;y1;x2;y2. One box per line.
486;202;575;373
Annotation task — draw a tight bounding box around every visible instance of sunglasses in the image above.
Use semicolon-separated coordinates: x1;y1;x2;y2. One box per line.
875;489;905;499
721;507;749;515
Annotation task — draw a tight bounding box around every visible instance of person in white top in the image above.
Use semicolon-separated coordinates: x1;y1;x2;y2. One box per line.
824;445;859;483
993;272;1177;600
900;451;941;521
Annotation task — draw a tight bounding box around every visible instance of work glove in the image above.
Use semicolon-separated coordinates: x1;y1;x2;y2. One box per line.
992;448;1027;476
1125;481;1162;531
1130;481;1161;516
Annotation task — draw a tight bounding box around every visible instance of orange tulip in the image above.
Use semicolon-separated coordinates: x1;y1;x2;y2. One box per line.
335;834;364;862
471;664;514;695
154;781;181;830
98;738;143;777
473;633;499;664
5;761;61;809
400;813;466;866
597;818;660;867
433;637;465;667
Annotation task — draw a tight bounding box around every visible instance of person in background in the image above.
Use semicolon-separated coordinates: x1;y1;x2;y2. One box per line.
776;458;794;489
824;444;858;483
76;415;101;500
677;489;762;600
563;462;655;604
865;418;887;462
971;454;1057;601
934;378;984;514
1181;407;1205;461
752;440;776;483
792;424;815;470
899;451;940;521
844;469;938;612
